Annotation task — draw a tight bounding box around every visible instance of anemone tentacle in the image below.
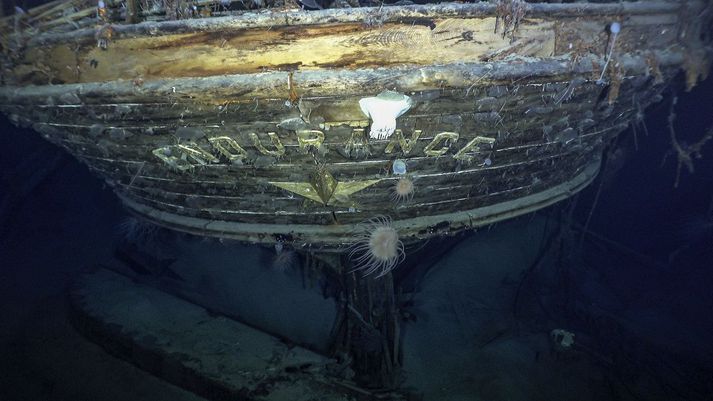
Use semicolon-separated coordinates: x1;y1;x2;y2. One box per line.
348;215;405;278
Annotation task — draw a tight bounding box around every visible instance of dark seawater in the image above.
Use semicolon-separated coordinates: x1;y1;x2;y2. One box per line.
1;31;713;401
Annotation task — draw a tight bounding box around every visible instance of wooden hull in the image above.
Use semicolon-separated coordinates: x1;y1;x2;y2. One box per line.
1;1;710;249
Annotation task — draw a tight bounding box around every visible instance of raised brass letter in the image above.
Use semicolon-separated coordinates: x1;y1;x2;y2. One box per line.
344;128;370;159
208;136;248;163
152;143;218;171
296;130;325;153
423;132;459;157
384;129;422;155
250;132;285;157
453;136;496;162
177;144;219;165
152;146;193;172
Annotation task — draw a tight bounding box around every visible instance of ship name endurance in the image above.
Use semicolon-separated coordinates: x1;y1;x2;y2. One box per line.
152;125;496;171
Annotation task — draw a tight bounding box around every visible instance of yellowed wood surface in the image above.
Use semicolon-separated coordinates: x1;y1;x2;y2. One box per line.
16;17;554;84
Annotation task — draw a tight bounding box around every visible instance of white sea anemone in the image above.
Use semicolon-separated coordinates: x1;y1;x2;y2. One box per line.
117;216;158;243
272;242;299;272
349;216;405;278
391;177;415;203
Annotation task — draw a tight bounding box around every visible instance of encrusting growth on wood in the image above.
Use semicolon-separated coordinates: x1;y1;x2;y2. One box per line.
665;96;713;188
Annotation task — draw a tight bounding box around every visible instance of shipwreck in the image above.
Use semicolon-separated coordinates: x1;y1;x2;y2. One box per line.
1;0;711;398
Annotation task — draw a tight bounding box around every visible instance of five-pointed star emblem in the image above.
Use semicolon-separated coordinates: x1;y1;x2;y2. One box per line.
269;166;380;206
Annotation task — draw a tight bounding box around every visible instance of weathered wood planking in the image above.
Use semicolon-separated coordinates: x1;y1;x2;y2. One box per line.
116;158;600;247
4;0;693;87
0;85;594;135
0;51;688;106
13;17;555;85
2;69;647;233
30;100;618;229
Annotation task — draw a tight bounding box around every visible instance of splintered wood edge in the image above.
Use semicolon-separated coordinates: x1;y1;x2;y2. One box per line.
21;1;693;45
0;51;688;105
22;17;556;83
116;158;601;248
5;0;706;88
